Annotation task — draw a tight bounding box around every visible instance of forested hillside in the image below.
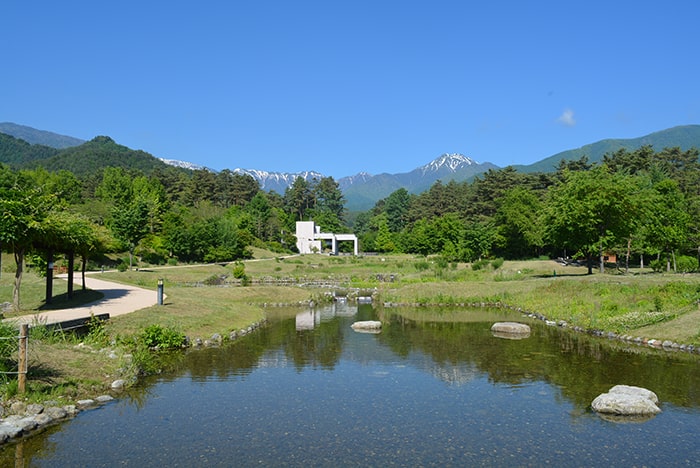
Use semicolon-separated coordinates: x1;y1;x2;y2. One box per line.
0;133;59;165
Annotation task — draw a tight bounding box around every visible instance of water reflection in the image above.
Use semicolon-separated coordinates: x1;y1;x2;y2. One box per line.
2;303;699;466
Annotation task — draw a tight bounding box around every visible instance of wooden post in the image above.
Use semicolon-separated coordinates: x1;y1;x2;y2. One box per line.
18;324;28;394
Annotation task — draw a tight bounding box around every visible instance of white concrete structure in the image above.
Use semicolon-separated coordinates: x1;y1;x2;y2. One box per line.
295;221;359;255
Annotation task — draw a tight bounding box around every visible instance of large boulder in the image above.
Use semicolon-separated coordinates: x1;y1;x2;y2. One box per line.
592;385;661;416
491;322;530;339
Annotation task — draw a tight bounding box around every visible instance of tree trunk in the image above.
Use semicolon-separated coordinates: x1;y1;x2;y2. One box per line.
45;249;54;304
672;250;677;273
67;251;75;298
81;254;87;291
599;247;605;274
13;247;24;312
625;238;631;274
640;253;644;270
587;253;593;275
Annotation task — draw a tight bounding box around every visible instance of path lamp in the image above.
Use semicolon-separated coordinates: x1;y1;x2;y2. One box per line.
157;279;164;305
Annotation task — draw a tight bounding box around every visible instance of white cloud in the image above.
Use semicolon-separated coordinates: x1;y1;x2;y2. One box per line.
557;108;576;127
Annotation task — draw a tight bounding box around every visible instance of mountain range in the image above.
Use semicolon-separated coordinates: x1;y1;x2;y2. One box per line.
2;122;700;210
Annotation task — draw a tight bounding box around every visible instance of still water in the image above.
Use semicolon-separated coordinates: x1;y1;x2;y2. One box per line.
3;303;700;466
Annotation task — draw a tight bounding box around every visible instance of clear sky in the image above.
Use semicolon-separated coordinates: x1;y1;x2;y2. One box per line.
3;1;699;178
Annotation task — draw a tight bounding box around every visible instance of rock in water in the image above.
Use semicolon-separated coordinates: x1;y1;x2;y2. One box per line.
491;322;531;338
351;321;382;333
592;385;661;416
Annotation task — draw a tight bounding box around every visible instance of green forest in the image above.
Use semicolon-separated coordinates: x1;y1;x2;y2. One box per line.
2;137;700;312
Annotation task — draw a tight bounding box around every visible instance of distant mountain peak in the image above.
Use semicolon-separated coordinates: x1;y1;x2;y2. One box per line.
232;168;324;192
159;158;209;171
0;122;85;149
419;153;477;174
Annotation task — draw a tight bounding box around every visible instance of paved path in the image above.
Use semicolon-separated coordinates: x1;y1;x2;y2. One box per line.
7;275;158;327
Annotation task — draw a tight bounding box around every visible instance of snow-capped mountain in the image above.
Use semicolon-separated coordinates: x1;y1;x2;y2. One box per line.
159;158;209;171
337;171;373;190
341;153;497;210
418;153;478;174
162;153;494;209
232;168;324;193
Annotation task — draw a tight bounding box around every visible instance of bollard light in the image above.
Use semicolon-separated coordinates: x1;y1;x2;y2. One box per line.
157;279;164;305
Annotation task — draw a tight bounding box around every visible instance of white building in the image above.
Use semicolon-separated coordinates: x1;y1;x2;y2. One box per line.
295;221;359;255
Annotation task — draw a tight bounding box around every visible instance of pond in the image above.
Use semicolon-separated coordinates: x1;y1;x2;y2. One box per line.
2;303;700;466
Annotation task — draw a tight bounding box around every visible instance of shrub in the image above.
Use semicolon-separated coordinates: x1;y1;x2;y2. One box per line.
491;258;505;270
676;255;698;273
231;262;246;279
471;259;489;271
140;324;185;350
649;259;665;273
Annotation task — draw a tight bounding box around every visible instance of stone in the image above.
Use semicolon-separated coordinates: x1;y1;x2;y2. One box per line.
76;399;96;409
96;395;114;403
351;321;382;333
26;404;44;415
45;406;68;420
491;322;531;337
111;379;126;390
592;385;661;416
10;402;27;415
34;413;53;427
0;422;22;440
16;416;38;432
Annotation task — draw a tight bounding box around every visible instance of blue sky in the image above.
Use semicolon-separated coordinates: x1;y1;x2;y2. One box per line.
3;1;699;178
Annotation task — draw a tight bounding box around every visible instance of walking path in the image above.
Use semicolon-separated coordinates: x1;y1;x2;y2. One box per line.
7;275;158;327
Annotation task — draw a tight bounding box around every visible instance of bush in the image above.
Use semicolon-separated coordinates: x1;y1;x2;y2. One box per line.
491;258;505;270
471;259;490;271
676;255;698;273
140;324;185;350
231;262;246;279
649;259;665;273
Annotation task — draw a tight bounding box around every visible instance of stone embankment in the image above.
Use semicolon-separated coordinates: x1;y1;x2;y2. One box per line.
0;396;114;444
382;300;700;355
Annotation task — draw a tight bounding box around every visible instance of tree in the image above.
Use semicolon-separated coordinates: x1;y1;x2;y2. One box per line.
383;188;411;232
494;187;544;259
641;178;690;272
110;199;150;270
313;177;345;221
185;169;217;206
246;192;272;240
284;177;313;221
544;166;643;274
0;166;55;311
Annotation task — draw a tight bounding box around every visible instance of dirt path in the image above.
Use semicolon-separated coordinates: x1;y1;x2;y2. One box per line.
7;275;158;327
